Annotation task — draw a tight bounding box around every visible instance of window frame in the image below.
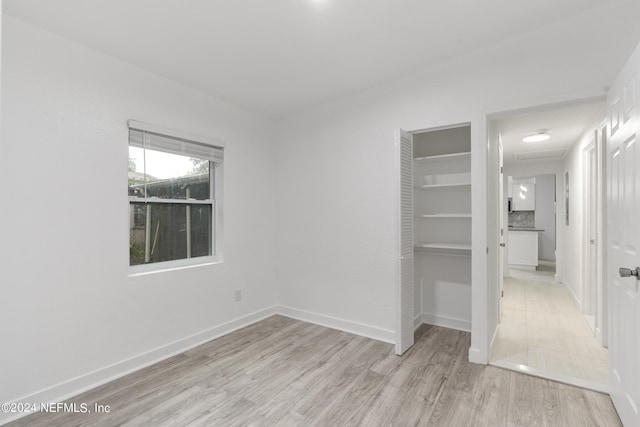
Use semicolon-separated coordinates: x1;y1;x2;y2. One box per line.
127;120;224;276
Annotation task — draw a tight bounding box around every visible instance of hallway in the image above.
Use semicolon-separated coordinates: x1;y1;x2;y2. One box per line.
491;261;608;390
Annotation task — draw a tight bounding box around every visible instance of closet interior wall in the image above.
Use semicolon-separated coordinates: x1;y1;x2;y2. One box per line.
413;125;472;331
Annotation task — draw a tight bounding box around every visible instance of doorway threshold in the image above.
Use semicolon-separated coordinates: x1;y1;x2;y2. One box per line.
490;359;608;394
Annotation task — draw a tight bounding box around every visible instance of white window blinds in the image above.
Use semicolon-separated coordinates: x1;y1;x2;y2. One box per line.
128;120;224;163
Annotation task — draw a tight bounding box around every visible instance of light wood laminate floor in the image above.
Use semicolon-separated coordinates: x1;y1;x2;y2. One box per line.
492;261;608;386
8;315;620;426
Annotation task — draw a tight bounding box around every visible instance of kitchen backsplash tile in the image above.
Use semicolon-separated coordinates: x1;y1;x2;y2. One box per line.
509;211;535;228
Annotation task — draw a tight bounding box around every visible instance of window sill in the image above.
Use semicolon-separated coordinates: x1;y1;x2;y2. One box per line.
128;256;222;277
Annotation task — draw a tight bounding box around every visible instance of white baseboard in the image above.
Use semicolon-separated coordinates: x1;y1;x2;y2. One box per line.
0;306;278;426
276;306;395;344
562;279;581;308
414;313;423;331
2;305;398;426
490;323;500;350
421;313;471;333
508;264;536;271
468;346;486;364
596;327;603;346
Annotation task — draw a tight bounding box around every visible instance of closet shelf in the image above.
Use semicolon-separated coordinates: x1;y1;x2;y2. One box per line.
415;213;471;218
414;243;472;256
416;183;471;189
414;151;471;162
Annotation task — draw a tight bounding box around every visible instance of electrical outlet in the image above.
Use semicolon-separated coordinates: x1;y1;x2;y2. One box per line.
234;290;242;302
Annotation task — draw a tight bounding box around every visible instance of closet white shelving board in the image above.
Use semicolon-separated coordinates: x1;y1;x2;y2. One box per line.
414;148;471;256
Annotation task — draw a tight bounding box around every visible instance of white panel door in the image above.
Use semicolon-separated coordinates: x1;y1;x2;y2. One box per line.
395;129;414;355
607;42;640;427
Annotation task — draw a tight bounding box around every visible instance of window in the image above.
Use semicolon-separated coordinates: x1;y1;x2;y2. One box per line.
128;120;223;271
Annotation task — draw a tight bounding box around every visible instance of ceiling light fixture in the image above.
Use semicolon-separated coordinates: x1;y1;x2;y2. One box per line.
523;130;551;143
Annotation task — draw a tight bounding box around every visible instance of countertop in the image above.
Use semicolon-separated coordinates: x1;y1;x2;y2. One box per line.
508;227;545;232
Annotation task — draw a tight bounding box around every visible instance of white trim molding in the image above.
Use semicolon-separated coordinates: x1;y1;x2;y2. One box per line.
421;313;471;333
1;306;401;425
468;347;484;364
0;306;277;426
414;314;424;331
276;306;395;344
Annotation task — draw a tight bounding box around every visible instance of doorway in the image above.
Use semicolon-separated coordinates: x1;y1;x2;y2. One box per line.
487;98;608;391
506;174;556;274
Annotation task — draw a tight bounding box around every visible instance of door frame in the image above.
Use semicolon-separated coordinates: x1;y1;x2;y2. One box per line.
583;141;598;334
597;124;608;348
485;96;607;364
580;126;608;347
498;138;505;322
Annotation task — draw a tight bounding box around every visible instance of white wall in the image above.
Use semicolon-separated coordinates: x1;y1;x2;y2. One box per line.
535;174;557;261
418;254;472;331
276;2;640;363
560;116;605;305
0;0;2;145
0;16;278;416
1;1;639;415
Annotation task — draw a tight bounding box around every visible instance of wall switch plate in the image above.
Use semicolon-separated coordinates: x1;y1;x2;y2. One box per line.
234;290;242;302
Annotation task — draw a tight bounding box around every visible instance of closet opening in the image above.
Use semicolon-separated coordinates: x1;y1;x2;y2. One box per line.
396;123;473;355
412;124;472;334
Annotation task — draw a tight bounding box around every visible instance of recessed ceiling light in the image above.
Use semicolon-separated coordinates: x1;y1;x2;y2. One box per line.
523;131;551;143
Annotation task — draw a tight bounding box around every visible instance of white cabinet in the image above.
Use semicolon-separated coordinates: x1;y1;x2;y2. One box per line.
512;183;535;211
508;230;538;269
